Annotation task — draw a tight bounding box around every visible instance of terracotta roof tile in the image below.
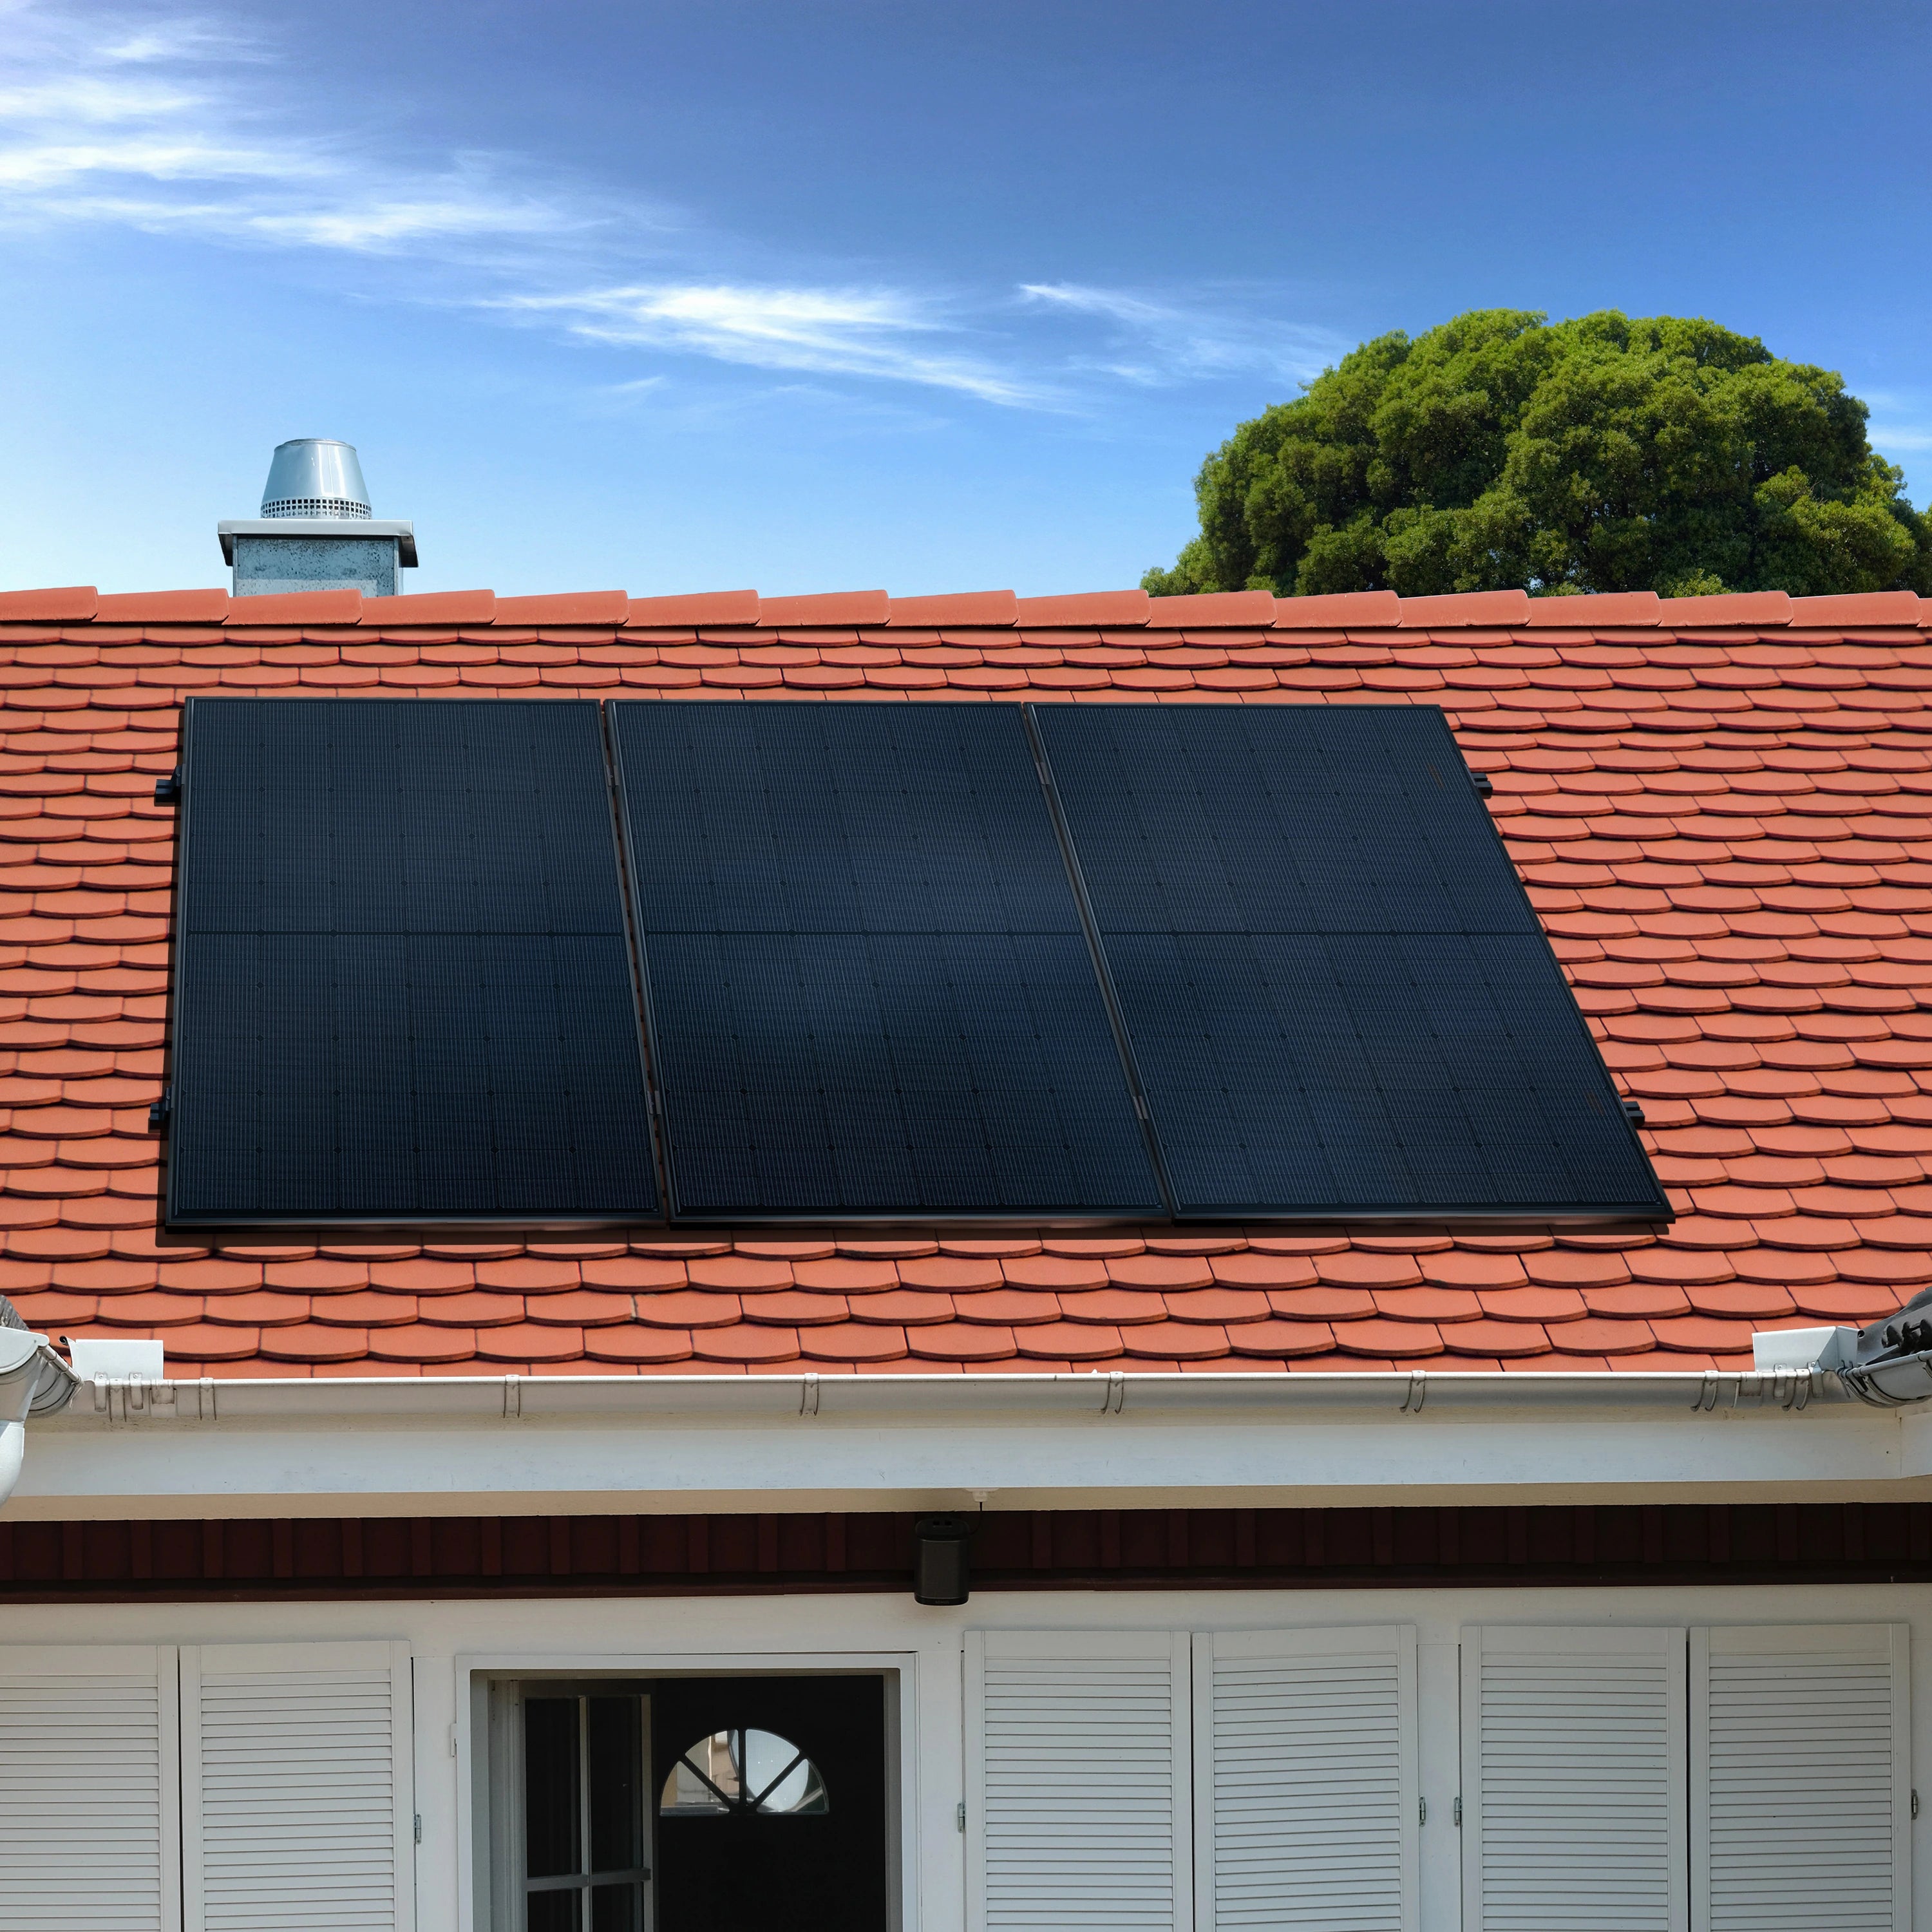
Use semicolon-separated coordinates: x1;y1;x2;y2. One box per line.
897;1255;1005;1290
1105;1253;1216;1289
694;1323;801;1364
1331;1319;1441;1358
949;1289;1060;1325
905;1321;1016;1362
1314;1251;1425;1287
1001;1255;1110;1289
1164;1287;1271;1323
1056;1288;1166;1325
1226;1317;1336;1357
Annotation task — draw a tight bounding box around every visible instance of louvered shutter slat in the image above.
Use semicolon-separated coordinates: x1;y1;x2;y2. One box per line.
1692;1624;1909;1932
968;1632;1189;1932
1463;1625;1688;1932
0;1645;181;1932
1193;1627;1418;1932
182;1642;413;1932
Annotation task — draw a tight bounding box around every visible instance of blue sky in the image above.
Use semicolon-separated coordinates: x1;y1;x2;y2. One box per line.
1;0;1927;600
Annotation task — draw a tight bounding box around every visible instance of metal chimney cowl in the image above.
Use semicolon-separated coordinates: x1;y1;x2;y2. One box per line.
218;439;418;598
260;438;372;520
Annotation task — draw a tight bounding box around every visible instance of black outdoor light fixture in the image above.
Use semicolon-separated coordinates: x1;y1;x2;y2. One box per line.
912;1516;976;1606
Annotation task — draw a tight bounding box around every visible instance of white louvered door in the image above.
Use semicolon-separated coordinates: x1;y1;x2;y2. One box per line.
966;1629;1191;1932
0;1643;181;1932
1192;1625;1418;1932
1461;1624;1687;1932
1692;1624;1909;1932
181;1640;414;1932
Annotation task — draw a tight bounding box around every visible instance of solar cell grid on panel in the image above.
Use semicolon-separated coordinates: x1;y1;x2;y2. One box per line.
1033;703;1666;1221
610;702;1164;1220
167;699;658;1225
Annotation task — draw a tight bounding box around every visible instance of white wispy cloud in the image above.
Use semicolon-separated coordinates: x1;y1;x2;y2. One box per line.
502;283;1045;406
1021;281;1347;386
0;6;1343;412
0;6;607;255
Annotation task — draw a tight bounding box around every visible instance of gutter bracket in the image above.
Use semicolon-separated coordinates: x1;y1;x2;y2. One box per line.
1400;1370;1427;1414
1694;1372;1721;1412
799;1373;819;1417
502;1374;522;1421
88;1375;172;1426
1102;1371;1126;1416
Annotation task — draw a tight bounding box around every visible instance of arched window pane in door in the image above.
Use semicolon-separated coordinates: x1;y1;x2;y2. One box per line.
660;1729;829;1816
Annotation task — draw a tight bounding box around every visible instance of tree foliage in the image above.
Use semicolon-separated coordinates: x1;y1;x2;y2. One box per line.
1144;310;1931;600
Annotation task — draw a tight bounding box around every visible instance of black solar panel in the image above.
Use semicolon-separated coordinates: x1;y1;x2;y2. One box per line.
610;703;1163;1219
1034;703;1667;1219
167;699;658;1225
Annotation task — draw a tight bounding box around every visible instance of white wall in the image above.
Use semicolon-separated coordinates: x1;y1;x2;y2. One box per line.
4;1578;1927;1932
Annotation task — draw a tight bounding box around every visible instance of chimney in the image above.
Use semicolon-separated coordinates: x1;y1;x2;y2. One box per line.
218;439;418;598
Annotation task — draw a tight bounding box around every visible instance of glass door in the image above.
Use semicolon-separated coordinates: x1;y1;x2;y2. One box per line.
523;1692;651;1932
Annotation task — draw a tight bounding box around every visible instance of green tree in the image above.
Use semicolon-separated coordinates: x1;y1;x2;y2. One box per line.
1144;310;1931;600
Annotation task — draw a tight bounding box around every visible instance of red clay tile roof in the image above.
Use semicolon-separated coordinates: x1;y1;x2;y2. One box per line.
3;580;1929;1379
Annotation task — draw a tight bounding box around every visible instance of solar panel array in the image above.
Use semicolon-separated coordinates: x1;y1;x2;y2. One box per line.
164;697;1665;1227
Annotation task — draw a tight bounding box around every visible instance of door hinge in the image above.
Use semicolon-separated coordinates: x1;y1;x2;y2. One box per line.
1914;1788;1920;1820
956;1801;966;1833
413;1813;422;1844
448;1723;459;1758
1454;1795;1463;1827
1419;1795;1427;1825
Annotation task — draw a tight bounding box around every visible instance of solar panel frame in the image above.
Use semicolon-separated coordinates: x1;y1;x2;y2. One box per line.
163;696;664;1230
607;700;1167;1225
1030;701;1670;1224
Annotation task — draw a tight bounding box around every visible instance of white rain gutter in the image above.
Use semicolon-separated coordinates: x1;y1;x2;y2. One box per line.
16;1363;1906;1524
0;1328;80;1505
45;1365;1853;1424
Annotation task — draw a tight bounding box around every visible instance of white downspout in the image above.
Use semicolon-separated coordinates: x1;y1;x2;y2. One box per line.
0;1327;80;1507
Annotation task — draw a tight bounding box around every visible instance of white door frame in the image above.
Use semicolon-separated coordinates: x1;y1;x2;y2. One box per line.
450;1648;921;1932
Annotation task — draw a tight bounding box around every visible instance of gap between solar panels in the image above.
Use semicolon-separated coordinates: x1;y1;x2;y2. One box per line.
159;697;1667;1233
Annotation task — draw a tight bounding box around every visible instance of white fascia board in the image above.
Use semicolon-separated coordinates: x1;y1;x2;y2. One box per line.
10;1370;1913;1521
